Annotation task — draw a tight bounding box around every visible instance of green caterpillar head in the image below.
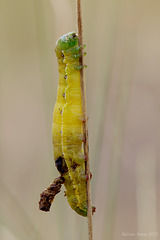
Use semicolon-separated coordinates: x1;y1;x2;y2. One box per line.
55;32;78;52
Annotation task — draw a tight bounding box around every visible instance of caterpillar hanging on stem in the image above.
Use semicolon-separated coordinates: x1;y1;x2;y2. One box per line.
39;32;95;217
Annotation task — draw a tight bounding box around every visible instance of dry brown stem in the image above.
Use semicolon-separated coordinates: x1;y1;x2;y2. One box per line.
77;1;93;239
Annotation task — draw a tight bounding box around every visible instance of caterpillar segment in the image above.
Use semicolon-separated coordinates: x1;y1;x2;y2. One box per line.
53;32;87;216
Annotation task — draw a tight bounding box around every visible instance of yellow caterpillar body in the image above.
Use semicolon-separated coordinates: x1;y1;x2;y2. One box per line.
52;32;87;216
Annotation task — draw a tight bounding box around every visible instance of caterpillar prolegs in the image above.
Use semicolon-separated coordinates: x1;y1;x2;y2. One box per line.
39;32;95;217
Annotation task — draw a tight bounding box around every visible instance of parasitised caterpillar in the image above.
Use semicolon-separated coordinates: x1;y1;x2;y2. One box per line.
53;32;87;216
39;32;95;217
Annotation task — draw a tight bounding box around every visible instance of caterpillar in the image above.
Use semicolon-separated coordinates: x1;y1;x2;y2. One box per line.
52;32;88;216
39;32;95;217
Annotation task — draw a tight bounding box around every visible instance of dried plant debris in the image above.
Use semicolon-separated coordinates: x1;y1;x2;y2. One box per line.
39;177;64;212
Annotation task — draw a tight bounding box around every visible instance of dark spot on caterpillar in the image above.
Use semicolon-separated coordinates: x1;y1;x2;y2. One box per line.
64;75;67;79
61;53;64;57
58;108;62;114
55;156;68;174
62;93;65;97
71;163;79;171
72;33;76;38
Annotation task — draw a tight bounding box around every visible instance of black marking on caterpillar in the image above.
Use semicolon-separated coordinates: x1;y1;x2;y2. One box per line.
55;156;68;174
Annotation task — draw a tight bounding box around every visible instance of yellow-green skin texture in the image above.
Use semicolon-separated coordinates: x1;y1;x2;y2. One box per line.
52;32;87;216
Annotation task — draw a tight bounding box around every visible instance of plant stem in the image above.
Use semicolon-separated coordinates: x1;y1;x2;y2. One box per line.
77;1;93;240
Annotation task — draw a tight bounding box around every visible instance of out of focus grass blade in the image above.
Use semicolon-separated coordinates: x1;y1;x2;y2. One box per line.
0;180;44;240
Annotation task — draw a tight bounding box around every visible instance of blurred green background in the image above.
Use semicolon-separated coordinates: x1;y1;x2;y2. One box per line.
0;0;160;239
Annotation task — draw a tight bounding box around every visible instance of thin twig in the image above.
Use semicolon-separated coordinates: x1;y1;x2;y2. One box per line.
77;1;93;240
